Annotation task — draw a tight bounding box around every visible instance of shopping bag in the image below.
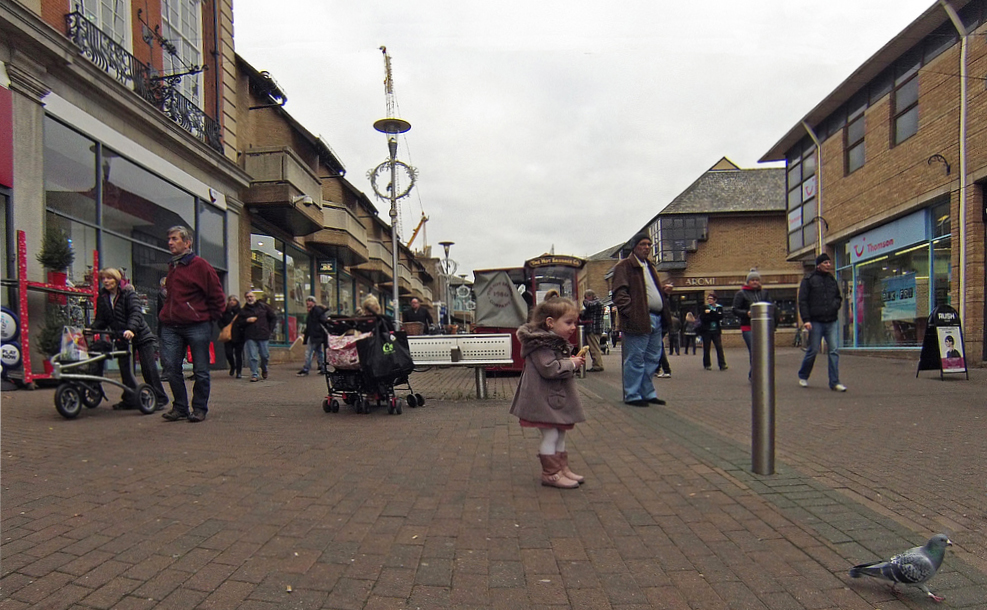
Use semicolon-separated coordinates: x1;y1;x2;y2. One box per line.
356;317;415;382
218;314;237;343
326;332;371;370
60;326;88;361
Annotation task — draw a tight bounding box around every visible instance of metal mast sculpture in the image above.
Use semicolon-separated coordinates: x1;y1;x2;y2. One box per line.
369;46;417;322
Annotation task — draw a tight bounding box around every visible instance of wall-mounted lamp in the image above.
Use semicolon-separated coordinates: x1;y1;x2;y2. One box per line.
927;154;951;175
291;195;315;206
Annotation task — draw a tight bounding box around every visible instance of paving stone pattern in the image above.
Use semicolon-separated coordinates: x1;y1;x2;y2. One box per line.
2;347;985;609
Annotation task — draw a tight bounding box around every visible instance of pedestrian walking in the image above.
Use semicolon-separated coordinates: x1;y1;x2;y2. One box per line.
220;295;244;379
797;252;847;391
158;226;226;422
91;268;169;409
238;290;276;383
682;311;698;355
580;289;605;372
612;233;670;406
732;270;770;380
509;297;587;489
297;296;327;376
700;293;727;370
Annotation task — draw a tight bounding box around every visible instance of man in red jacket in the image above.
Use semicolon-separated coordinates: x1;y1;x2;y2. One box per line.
158;226;226;422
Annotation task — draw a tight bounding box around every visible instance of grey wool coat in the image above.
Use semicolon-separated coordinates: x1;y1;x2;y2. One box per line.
509;324;586;426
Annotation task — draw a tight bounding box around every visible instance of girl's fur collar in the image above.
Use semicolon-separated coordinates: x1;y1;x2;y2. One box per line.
517;323;573;357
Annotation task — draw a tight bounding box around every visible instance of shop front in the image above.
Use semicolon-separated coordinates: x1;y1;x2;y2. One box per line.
248;233;316;345
837;202;950;351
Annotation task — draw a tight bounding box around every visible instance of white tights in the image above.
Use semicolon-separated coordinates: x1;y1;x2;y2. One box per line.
539;428;567;456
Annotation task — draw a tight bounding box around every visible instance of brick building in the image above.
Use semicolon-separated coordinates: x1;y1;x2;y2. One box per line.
1;0;246;374
761;0;985;365
612;158;801;347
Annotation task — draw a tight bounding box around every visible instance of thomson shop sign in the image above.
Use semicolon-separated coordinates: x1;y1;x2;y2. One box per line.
849;210;928;264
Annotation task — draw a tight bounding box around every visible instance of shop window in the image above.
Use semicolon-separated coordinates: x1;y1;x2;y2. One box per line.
197;201;225;270
854;243;931;348
893;75;919;145
44;119;97;225
285;247;312;343
102;153;195;247
338;272;354;316
250;233;285;343
932;236;951;308
45;213;98;287
102;231;172;334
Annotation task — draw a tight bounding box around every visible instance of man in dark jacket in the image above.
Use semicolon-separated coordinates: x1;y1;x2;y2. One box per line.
797;253;846;391
611;233;670;407
297;296;327;376
733;270;770;380
580;290;605;372
158;226;226;422
238;290;277;382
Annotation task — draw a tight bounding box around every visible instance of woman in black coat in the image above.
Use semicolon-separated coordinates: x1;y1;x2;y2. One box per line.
92;268;169;409
219;295;244;378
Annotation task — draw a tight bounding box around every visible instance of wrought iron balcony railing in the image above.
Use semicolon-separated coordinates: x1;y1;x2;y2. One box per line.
65;12;223;154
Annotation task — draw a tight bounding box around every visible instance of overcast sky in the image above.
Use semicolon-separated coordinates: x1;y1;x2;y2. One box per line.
233;0;936;278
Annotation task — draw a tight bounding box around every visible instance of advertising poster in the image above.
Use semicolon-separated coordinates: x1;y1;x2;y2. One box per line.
937;327;965;373
880;272;917;322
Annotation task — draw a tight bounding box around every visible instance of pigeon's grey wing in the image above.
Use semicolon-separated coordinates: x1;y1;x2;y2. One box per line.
890;550;936;584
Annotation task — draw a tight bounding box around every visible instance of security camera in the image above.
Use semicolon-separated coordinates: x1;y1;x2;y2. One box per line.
291;195;315;205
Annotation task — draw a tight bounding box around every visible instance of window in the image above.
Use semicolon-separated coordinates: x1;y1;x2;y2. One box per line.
161;0;203;105
845;94;866;174
655;215;707;269
80;0;130;47
785;137;818;254
893;74;919;146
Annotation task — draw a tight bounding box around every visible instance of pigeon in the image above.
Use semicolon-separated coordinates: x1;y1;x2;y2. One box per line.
849;534;952;602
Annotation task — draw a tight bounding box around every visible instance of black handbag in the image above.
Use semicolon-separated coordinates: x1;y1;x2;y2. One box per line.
356;316;415;382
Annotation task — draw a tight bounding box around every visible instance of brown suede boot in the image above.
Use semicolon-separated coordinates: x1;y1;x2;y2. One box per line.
557;451;584;484
538;454;579;489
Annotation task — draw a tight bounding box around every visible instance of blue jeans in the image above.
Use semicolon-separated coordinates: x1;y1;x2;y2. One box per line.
621;313;664;402
798;320;841;388
245;339;270;379
301;339;324;373
160;322;213;414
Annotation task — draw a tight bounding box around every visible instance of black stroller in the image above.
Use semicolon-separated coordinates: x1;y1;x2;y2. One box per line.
51;329;158;419
319;315;423;415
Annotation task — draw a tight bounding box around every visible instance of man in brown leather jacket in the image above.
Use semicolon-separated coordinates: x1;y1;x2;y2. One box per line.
611;233;670;407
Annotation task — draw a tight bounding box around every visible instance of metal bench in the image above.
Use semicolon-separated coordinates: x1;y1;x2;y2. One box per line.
407;333;514;398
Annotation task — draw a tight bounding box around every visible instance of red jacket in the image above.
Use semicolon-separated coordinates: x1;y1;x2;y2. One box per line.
159;253;226;326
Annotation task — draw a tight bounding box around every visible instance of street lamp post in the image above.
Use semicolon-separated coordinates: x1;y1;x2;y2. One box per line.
439;241;455;330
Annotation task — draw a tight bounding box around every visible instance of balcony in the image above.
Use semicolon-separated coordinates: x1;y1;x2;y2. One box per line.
242;148;324;236
65;12;223;154
306;205;369;266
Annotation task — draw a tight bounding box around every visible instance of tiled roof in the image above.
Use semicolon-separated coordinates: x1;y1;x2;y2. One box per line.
585;244;623;261
659;167;786;216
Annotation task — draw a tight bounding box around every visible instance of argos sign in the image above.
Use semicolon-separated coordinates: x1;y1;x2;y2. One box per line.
849;210;928;264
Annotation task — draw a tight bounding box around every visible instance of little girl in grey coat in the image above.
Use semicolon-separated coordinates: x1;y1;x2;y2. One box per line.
509;297;587;488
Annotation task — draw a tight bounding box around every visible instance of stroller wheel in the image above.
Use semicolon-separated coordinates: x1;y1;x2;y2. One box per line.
322;398;332;413
387;402;395;415
406;394;417;408
55;384;83;419
395;398;404;415
82;385;103;408
134;384;157;415
354;397;364;414
415;393;425;407
331;399;340;413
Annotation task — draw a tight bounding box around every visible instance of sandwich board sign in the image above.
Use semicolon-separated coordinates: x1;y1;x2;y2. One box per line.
916;304;969;380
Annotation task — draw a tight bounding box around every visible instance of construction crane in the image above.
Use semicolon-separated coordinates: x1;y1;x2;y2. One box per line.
407;213;428;250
